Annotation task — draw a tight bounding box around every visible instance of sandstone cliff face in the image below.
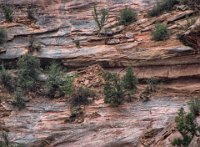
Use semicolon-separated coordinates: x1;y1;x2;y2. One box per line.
2;93;188;146
0;0;148;60
0;0;199;81
180;18;200;52
0;0;200;147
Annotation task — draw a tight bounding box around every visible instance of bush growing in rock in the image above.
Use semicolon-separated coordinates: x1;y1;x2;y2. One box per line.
122;67;137;91
92;5;109;31
46;63;65;98
103;71;118;82
148;0;177;17
172;107;200;146
70;87;95;107
12;89;26;110
0;65;14;92
17;54;41;91
148;3;162;17
0;28;7;44
152;23;170;41
119;7;137;25
189;99;200;117
46;63;76;98
104;73;124;107
61;75;76;96
1;5;13;22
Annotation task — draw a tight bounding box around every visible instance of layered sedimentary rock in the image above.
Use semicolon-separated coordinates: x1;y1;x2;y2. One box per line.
2;95;188;146
0;1;200;146
0;0;199;81
180;18;200;51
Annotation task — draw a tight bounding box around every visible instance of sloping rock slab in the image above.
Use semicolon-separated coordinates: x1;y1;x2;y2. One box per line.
36;45;118;59
189;136;200;147
166;46;194;55
167;10;194;23
0;48;28;59
180;18;200;51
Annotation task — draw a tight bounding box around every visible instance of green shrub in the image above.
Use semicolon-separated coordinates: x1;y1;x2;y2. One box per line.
17;55;41;91
104;73;124;107
60;75;76;96
92;5;109;30
152;23;170;41
103;71;118;82
46;63;76;98
46;63;65;98
0;28;6;44
148;3;163;17
148;0;177;17
1;5;13;22
0;65;14;92
71;87;95;107
189;99;200;117
172;107;200;146
122;67;137;91
12;89;26;110
119;7;137;25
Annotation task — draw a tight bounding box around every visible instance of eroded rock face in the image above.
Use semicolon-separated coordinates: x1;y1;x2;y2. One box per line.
0;0;199;81
180;18;200;52
1;1;200;146
140;116;200;147
0;0;154;58
2;97;187;146
0;0;157;62
189;136;200;147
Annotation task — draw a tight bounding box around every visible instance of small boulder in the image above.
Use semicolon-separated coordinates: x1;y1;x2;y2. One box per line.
112;25;124;34
176;5;188;11
113;34;124;39
167;46;194;54
37;74;48;82
84;80;90;86
188;136;200;147
167;10;194;23
125;32;134;39
100;28;113;36
106;39;120;45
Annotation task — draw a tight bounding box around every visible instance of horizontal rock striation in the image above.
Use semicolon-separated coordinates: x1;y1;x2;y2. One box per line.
0;0;199;82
